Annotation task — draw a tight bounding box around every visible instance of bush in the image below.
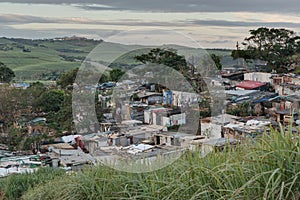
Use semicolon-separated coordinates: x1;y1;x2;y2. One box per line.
227;102;252;117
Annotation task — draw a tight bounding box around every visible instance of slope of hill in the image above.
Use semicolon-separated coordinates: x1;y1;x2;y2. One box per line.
0;37;101;80
0;37;234;81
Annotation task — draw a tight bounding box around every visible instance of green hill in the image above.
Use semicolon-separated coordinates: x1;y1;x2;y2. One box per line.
0;37;233;81
0;37;101;80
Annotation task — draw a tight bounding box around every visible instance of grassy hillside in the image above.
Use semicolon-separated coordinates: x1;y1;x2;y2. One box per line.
0;37;100;80
0;37;233;81
1;127;299;200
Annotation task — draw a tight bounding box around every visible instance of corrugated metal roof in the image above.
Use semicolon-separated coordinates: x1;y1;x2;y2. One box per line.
225;90;257;96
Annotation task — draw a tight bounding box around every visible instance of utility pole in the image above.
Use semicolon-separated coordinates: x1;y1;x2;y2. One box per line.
236;41;240;66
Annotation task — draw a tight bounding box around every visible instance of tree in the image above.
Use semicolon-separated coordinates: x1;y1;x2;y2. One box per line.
232;27;300;73
109;68;125;82
135;48;186;93
48;94;73;133
7;128;24;151
0;85;35;128
135;48;211;94
99;73;109;84
227;102;252;117
27;81;45;99
0;62;15;83
35;90;65;113
56;68;79;89
135;48;188;72
210;54;222;70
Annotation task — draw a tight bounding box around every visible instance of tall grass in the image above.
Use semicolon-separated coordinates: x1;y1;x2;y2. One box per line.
4;127;300;200
0;167;65;200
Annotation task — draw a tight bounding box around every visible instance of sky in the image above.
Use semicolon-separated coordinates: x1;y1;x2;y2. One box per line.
0;0;299;48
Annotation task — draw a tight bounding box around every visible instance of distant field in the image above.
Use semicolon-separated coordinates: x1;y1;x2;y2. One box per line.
0;37;234;81
0;37;100;80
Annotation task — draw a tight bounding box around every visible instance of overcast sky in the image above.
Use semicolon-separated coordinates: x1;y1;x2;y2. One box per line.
0;0;299;48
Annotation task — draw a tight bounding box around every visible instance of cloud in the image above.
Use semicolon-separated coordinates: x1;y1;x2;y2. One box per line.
0;14;180;27
187;19;300;29
208;40;232;44
0;25;120;39
0;14;54;24
0;0;299;13
3;13;299;30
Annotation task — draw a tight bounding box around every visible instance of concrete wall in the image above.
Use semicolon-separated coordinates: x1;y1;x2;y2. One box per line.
277;85;300;96
172;91;199;107
201;123;222;139
244;72;272;83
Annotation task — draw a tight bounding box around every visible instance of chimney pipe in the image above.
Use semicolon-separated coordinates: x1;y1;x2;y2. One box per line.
280;102;285;111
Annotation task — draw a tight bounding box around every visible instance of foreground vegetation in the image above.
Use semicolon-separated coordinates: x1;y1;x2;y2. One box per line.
0;127;299;200
0;168;65;199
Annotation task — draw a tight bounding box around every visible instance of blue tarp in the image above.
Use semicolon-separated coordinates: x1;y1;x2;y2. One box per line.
253;97;272;104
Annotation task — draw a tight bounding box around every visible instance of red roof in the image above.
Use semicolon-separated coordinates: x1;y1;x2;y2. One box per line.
236;80;266;90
